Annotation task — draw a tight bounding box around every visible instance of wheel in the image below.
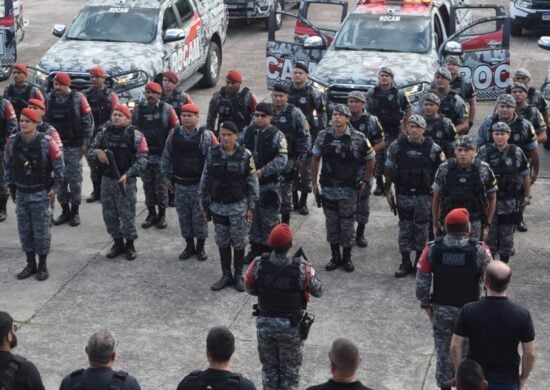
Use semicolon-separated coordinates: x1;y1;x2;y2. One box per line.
511;20;522;37
199;41;221;88
264;0;284;31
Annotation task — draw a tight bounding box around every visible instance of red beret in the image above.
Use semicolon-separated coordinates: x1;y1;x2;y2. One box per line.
113;104;132;119
445;208;470;226
227;69;242;83
54;72;71;86
20;108;41;123
13;64;28;75
28;99;45;111
163;71;178;84
89;66;106;78
181;103;200;114
145;82;162;94
268;223;293;249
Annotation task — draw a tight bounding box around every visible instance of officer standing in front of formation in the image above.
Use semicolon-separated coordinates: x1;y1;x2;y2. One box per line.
270;83;310;226
46;72;94;227
432;135;498;241
0;94;17;222
88;104;148;261
416;208;492;390
288;62;325;215
4;108;64;281
199;121;259;292
312;104;375;273
3;64;45;121
478;122;531;263
445;56;477;130
161;103;218;262
348;90;385;248
511;82;547;144
240;102;288;262
420;92;458;158
207;69;257;134
245;223;322;390
384;114;444;277
84;66;120;204
132;82;179;229
366;67;411;196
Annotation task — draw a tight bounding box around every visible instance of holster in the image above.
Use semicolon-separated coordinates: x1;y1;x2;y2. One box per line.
211;212;230;226
299;311;315;340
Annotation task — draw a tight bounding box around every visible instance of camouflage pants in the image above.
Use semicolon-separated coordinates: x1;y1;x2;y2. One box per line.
141;163;168;208
356;183;372;224
175;183;208;240
488;217;515;258
257;320;303;390
101;176;138;241
250;188;280;246
0;149;8;197
212;211;249;250
16;198;52;255
397;194;431;252
375;134;398;178
293;155;312;193
280;180;294;215
57;147;83;205
322;195;357;246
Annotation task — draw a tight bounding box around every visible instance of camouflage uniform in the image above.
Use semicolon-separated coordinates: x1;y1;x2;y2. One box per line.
450;75;476;105
161;90;192;118
424;114;458;158
245;251;322;390
3;83;45;120
0;99;18;210
516;104;547;137
207;87;257;133
476;114;538;154
416;236;492;389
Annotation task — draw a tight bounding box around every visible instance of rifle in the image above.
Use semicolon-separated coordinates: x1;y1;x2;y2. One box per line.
314;189;322;208
105;150;126;196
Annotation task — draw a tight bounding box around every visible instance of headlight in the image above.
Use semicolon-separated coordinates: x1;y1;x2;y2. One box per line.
402;82;429;103
311;79;328;95
32;68;50;90
516;0;533;8
111;71;149;93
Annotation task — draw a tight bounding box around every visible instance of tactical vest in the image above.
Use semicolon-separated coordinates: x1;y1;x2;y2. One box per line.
368;86;402;133
350;113;373;138
136;103;167;156
516;104;538;126
441;158;484;221
182;370;242;390
208;145;249;203
47;91;82;146
84;87;111;129
320;131;358;188
6;84;33;119
0;355;24;390
36;122;49;134
450;76;468;100
430;237;481;307
272;104;298;159
439;91;459;124
490;115;529;152
425;115;452;154
395;137;434;195
218;87;251;131
162;90;189;118
11;133;50;193
289;84;316;131
241;125;279;184
257;258;303;319
100;125;136;176
172;127;206;185
67;368;128;390
484;144;521;202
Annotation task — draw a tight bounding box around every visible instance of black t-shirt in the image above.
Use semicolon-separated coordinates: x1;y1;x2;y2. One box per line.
59;367;141;390
0;351;45;390
177;368;257;390
454;296;535;384
307;379;372;390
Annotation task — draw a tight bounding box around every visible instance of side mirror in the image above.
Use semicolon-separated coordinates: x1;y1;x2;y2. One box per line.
52;24;66;38
163;28;186;43
444;41;463;56
304;36;324;49
538;36;550;50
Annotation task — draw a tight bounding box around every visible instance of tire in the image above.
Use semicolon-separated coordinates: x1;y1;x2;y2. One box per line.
511;20;522;37
264;0;284;31
199;41;221;88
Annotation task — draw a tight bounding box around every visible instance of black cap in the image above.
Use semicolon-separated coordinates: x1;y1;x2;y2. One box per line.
255;102;274;116
294;62;309;73
273;83;290;94
220;121;239;133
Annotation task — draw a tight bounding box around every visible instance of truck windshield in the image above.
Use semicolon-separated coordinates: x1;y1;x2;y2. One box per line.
66;6;158;44
334;14;431;53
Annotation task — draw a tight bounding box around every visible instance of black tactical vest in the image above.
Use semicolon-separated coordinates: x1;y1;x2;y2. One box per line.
47;91;82;146
257;258;303;318
490;115;528;152
441;158;484;221
84;87;111;129
241;125;279;184
367;86;402;133
208;145;249;203
36;122;50;134
320;131;357;188
0;355;24;390
100;125;136;176
395;137;435;195
439;91;459;124
12;133;50;193
485;144;521;202
6;84;33;119
450;76;468;100
218;87;251;131
67;368;128;390
272;104;298;159
172;127;206;185
136;103;167;156
289;84;317;131
425;115;451;154
162;90;190;118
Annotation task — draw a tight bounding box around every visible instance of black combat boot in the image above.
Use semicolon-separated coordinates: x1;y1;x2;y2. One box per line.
373;176;384;196
298;192;309;215
168;190;175;207
142;207;157;228
0;196;8;222
196;239;208;261
156;207;167;229
325;243;342;271
69;204;80;226
107;238;125;259
53;203;71;225
413;251;422;274
281;213;290;225
125;240;137;260
516;215;528;232
244;243;260;264
17;252;37;280
86;180;101;203
395;252;414;278
355;223;368;248
179;238;196;260
233;248;246;292
211;246;233;291
342;246;354;272
36;255;49;281
292;190;300;211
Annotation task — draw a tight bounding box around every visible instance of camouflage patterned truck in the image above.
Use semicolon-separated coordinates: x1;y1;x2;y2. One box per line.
29;0;228;105
266;0;511;112
225;0;299;30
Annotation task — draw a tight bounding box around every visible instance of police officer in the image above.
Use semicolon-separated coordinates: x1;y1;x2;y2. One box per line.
432;135;498;241
240;103;288;263
132;82;179;229
384;114;444;277
199;121;259;291
478;122;531;263
445;56;477;130
366;67;411;196
288;62;325;215
46;72;94;227
511;82;547;144
84;66;120;203
416;208;492;390
508;68;549;128
0;96;17;222
421;92;458;158
348;90;385;248
89;104;148;261
28;99;63;151
270;83;310;226
161;103;217;262
245;223;322;390
3;64;45;121
207;69;257;134
4;108;64;281
312;104;375;273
